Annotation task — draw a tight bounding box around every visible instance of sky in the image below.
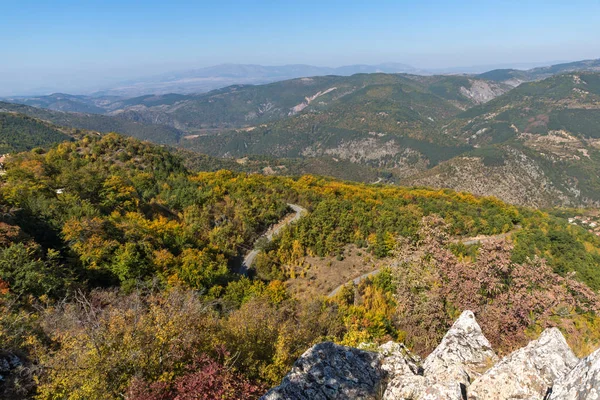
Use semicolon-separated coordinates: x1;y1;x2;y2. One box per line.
1;0;600;95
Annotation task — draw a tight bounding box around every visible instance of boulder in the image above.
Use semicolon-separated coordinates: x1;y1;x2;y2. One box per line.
468;328;579;400
549;347;600;400
422;311;498;387
260;342;384;400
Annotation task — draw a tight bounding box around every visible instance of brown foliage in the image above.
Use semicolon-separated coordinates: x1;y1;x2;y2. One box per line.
394;215;600;355
0;222;27;247
127;353;267;400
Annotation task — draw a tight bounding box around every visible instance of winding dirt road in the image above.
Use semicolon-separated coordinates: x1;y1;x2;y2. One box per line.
240;204;307;275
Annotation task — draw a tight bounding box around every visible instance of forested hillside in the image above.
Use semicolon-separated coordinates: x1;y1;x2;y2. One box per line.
477;58;600;85
180;72;600;207
0;113;74;153
407;73;600;206
178;74;494;176
5;73;509;131
0;101;184;144
1;134;600;399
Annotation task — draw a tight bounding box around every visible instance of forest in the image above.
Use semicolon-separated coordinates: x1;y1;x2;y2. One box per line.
1;133;600;399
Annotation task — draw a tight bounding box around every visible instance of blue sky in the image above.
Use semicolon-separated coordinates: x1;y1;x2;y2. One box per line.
1;0;599;95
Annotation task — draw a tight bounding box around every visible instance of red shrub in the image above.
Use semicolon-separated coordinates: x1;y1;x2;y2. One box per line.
127;354;267;400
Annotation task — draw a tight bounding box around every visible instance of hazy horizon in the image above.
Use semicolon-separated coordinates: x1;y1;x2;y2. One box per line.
2;0;600;96
0;58;580;97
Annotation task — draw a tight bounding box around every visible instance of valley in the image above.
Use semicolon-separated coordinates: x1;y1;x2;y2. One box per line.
5;59;600;208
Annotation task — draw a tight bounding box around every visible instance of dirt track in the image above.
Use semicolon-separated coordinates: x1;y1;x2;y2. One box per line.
240;204;306;275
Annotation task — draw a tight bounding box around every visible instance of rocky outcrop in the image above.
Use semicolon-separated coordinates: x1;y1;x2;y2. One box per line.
261;342;384;400
262;311;599;400
379;341;421;378
550;347;600;400
384;377;463;400
468;328;578;399
459;80;510;105
422;311;498;386
383;311;496;400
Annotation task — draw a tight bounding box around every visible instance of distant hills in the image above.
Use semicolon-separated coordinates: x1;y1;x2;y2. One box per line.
0;101;184;145
3;58;600;207
6;59;593;100
178;70;600;207
0;112;75;153
476;58;600;86
177;73;504;159
98;59;599;97
2;73;511;131
91;63;420;97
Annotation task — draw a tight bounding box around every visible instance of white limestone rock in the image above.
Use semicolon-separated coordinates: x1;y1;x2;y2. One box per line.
468;328;579;400
380;341;422;378
383;375;463;400
418;382;464;400
550;347;600;400
383;374;428;400
423;310;498;387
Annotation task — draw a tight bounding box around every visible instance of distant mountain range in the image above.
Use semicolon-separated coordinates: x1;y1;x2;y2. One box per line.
3;58;600;207
476;59;600;86
88;59;600;97
3;58;598;103
90;63;420;97
3;59;597;99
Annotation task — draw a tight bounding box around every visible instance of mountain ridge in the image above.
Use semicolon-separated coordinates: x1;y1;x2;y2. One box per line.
4;65;600;207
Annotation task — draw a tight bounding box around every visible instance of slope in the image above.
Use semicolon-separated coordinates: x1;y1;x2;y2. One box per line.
0;101;184;144
178;74;510;175
407;72;600;206
0;112;75;153
1;133;600;399
477;58;600;86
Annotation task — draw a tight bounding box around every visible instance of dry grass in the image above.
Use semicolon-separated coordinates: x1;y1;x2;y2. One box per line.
285;245;390;300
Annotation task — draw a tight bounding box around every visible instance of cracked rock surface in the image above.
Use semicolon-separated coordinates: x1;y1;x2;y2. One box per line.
468;328;578;399
550;347;600;400
261;342;384;400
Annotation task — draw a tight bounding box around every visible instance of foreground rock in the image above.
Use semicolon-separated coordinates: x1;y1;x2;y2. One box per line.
422;310;498;386
383;311;495;400
380;342;463;400
262;311;599;400
550;347;600;400
379;341;422;378
468;328;578;399
384;377;463;400
261;342;384;400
